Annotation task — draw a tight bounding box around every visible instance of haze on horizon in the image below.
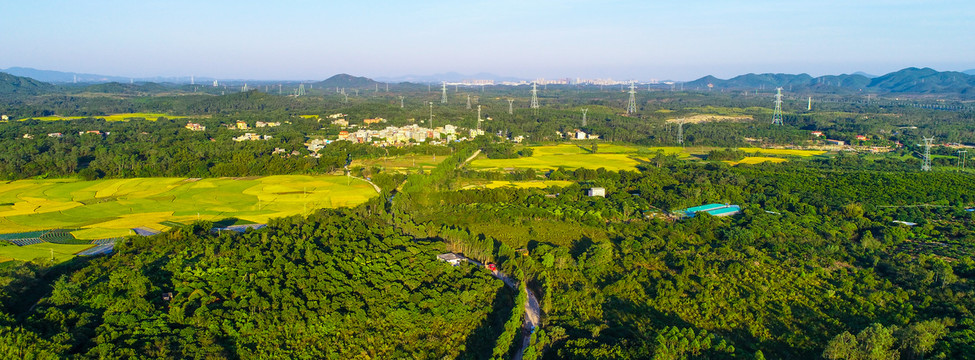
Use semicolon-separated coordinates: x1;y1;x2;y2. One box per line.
2;0;974;81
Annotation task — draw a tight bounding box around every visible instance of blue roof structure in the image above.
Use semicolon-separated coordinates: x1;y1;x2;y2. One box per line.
682;203;741;218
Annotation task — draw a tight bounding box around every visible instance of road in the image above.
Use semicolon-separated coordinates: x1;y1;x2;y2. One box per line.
467;257;539;360
459;149;482;168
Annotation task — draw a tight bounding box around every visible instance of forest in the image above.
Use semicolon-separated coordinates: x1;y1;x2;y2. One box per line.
1;76;974;359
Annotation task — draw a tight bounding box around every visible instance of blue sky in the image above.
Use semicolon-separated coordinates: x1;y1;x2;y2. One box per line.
2;0;973;80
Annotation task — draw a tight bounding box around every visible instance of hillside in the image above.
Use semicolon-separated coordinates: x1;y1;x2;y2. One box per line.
315;73;381;89
0;72;56;95
687;67;975;96
77;81;171;95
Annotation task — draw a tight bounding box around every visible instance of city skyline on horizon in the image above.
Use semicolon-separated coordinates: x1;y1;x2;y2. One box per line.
2;1;973;81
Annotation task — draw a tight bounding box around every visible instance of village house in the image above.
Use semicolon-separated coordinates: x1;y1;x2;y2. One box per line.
811;131;824;137
235;120;249;130
436;253;466;266
47;132;63;138
233;133;271;142
185;122;206;131
587;187;606;197
363;118;387;125
331;118;349;127
256;121;281;128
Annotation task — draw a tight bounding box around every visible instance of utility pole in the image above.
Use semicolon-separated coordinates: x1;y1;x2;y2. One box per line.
582;108;588;127
399;96;405;108
508;99;514;115
429;102;434;128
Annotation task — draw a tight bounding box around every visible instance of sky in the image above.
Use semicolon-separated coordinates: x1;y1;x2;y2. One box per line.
2;0;974;81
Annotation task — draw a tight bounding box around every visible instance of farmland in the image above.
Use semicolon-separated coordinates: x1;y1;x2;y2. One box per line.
738;148;828;157
468;144;695;171
0;175;378;239
470;180;575;189
0;243;95;263
23;113;189;121
724;156;789;166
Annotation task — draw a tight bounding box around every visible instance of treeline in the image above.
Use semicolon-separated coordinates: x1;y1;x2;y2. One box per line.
417;159;975;359
0;209;504;358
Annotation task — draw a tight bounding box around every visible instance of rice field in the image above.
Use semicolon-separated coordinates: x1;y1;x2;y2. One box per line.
738;148;827;157
724;157;789;166
0;175;377;239
25;113;188;121
471;180;575;189
469;144;694;171
0;243;95;263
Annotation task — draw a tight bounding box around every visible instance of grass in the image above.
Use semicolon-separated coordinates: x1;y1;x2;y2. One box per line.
0;175;377;239
0;243;95;263
724;157;789;166
738;148;827;157
25;113;188;122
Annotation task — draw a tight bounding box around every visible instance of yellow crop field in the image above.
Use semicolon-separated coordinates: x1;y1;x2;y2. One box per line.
469;143;696;171
724;157;789;166
26;113;188;121
470;153;649;171
738;148;827;157
480;180;575;189
0;175;378;239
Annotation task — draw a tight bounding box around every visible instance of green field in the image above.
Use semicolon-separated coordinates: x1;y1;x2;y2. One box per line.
0;243;95;263
25;113;189;121
468;144;695;171
0;175;378;239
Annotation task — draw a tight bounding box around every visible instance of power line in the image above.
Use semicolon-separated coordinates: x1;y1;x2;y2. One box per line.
441;82;448;104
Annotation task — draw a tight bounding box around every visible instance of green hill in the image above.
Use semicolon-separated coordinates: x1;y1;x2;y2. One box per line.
0;72;56;95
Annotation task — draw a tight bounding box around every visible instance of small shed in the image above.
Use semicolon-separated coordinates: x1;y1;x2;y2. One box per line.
437;253;466;266
587;187;606;197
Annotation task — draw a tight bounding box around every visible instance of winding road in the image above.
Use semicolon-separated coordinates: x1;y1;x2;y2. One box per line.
467;257;540;360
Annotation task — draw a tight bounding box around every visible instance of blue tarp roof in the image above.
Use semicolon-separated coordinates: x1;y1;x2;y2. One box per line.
684;203;730;213
682;204;741;218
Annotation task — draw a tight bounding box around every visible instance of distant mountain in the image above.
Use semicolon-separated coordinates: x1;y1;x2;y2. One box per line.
0;72;56;95
2;67;129;83
315;74;381;89
685;73;814;90
685;67;975;97
852;71;878;78
374;72;527;83
868;67;975;95
961;69;975;76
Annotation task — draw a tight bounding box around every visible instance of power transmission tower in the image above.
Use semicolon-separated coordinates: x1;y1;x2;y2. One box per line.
581;108;588;127
530;82;539;113
466;94;472;110
399;96;405;108
477;105;482;130
677;118;685;146
278;84;282;95
807;96;812;111
959;150;968;170
508;99;514;115
297;84;305;97
627;82;637;114
441;82;447;104
429;102;434;128
771;87;784;125
922;137;935;171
